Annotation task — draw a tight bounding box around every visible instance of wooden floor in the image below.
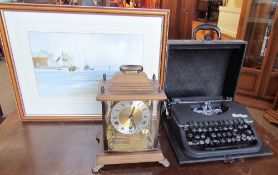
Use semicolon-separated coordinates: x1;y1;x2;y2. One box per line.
1;61;278;175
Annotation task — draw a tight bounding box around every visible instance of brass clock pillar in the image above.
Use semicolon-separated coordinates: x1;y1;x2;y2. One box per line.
93;65;169;172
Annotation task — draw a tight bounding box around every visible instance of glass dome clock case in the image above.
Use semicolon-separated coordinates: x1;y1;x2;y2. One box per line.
93;65;169;172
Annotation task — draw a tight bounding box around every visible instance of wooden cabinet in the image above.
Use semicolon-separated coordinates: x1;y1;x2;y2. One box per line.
161;0;196;39
236;1;278;110
161;0;178;39
177;0;196;39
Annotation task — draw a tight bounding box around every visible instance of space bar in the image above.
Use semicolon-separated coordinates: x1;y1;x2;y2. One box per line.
204;144;251;151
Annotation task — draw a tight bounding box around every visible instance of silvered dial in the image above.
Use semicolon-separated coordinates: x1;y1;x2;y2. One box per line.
111;101;150;134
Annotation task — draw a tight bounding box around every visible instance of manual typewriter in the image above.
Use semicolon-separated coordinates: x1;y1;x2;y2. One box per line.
161;30;272;164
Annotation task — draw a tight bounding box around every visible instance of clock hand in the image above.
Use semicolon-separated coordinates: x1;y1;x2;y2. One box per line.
129;107;136;127
130;116;136;128
130;107;135;116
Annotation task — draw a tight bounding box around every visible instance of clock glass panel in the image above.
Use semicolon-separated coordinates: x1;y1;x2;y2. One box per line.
104;100;160;152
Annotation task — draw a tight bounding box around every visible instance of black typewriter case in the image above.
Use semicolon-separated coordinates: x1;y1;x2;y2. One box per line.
161;40;272;164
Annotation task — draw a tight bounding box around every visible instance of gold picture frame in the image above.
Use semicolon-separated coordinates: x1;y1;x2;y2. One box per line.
0;3;169;121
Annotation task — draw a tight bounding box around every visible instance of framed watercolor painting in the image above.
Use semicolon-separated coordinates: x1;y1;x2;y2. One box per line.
0;4;169;121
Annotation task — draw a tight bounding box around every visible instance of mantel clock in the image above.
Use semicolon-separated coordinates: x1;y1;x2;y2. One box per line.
93;65;169;172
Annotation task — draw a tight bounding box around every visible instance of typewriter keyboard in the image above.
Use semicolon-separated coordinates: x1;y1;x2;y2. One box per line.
185;119;258;151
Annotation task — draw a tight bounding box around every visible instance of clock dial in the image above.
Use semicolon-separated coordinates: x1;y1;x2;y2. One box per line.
111;101;151;134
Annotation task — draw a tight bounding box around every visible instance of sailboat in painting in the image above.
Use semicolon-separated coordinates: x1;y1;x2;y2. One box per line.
56;51;68;70
84;60;94;71
56;51;77;71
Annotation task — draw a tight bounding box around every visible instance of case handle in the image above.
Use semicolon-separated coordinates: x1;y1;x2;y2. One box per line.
120;65;143;74
193;24;222;40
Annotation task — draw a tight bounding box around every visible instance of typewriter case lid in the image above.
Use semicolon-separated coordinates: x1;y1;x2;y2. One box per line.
164;40;247;100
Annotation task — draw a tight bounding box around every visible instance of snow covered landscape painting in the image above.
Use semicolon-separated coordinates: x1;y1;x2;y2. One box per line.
28;31;144;97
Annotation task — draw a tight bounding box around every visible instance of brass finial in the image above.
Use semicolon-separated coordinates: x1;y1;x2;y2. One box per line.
103;74;106;81
152;74;156;81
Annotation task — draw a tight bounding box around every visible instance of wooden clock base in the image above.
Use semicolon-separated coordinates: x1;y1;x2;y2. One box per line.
92;134;170;173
